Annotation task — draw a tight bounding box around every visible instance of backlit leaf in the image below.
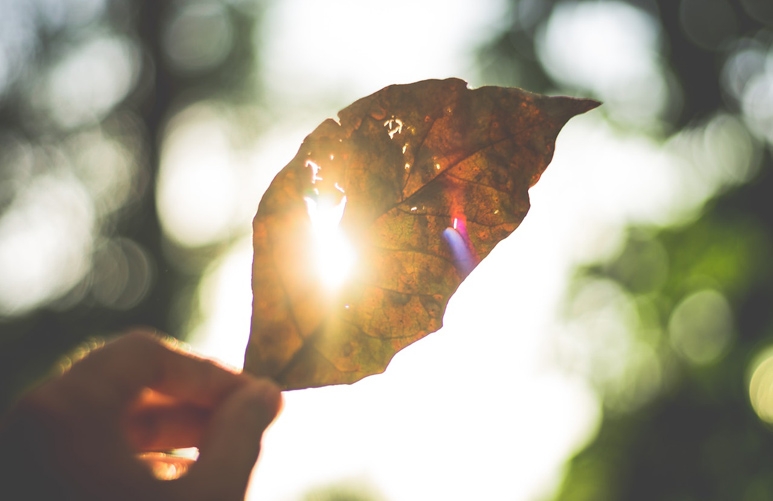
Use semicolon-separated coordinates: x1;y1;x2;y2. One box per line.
245;78;598;389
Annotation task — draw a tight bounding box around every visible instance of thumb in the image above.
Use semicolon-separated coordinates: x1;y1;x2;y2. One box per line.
181;378;282;500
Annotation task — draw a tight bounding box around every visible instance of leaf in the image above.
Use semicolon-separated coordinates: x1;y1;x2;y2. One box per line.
245;78;599;389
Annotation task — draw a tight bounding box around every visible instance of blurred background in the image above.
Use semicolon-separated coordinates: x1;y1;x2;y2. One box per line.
1;0;773;499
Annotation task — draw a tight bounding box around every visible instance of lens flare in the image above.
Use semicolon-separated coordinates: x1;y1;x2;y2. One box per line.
442;215;479;278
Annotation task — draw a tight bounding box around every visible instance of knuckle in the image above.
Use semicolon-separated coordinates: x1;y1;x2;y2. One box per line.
121;328;163;351
116;329;166;370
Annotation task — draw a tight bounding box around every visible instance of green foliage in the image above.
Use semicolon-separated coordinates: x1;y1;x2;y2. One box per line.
554;151;773;501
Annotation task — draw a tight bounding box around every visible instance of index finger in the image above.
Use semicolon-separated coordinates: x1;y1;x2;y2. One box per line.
70;328;252;409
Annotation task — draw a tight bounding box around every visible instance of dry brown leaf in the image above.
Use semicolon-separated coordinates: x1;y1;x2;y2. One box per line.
245;78;599;389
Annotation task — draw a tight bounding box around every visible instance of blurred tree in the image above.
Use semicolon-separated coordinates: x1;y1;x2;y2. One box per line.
480;0;773;499
0;0;265;412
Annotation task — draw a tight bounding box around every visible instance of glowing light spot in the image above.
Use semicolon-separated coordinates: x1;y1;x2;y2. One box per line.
334;182;345;193
305;159;323;184
410;206;418;212
330;154;335;160
384;117;404;139
402;144;408;154
668;289;734;365
303;193;356;290
405;163;411;171
435;163;441;170
138;451;196;481
749;347;773;424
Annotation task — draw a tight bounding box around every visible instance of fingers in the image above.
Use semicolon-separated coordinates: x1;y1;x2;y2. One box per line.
179;378;282;499
72;328;249;409
73;328;281;454
126;402;211;452
94;329;283;498
12;328;283;501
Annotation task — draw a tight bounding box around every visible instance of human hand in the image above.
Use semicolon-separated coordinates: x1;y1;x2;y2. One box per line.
0;329;282;501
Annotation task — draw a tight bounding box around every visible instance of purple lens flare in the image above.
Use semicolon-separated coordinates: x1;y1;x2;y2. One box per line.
442;216;479;278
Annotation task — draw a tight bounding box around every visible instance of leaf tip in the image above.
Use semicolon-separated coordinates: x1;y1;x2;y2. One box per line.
565;96;602;116
541;95;602;126
582;98;603;113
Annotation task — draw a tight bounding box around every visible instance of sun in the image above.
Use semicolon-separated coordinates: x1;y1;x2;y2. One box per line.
302;171;356;290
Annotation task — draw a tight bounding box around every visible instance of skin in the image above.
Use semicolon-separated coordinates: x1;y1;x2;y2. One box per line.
0;328;282;501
